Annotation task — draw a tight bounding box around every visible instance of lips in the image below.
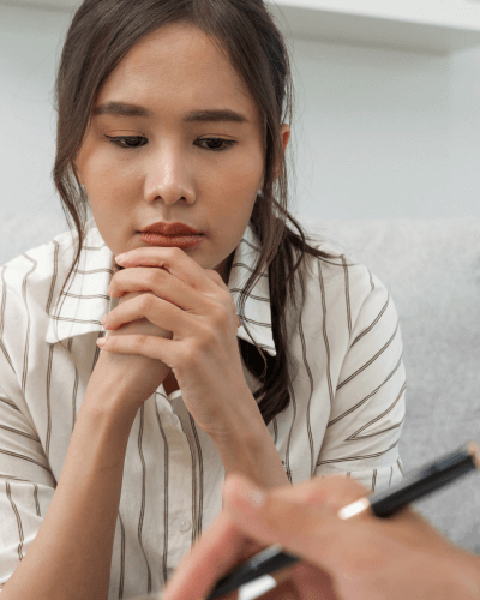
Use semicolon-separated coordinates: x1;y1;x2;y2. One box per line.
140;222;204;249
142;222;201;236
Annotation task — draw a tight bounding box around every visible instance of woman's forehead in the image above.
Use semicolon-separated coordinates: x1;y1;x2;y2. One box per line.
94;23;260;126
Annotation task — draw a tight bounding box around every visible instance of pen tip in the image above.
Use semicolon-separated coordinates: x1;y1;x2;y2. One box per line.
467;441;480;469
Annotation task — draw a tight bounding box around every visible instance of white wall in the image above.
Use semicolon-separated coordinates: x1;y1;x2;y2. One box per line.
287;36;480;220
0;4;68;235
1;2;480;262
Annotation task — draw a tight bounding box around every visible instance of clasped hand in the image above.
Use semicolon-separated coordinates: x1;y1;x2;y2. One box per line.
97;246;250;436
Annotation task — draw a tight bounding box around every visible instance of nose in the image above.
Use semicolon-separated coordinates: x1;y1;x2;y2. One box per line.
144;147;196;206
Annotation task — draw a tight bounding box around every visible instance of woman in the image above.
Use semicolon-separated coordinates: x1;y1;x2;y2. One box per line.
0;1;406;598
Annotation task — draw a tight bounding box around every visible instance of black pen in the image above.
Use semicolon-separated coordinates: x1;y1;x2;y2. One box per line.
206;441;480;600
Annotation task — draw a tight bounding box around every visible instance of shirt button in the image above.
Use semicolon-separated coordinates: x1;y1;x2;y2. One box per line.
179;520;192;533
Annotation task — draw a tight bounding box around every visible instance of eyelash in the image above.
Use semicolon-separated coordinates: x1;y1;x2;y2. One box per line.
104;135;237;152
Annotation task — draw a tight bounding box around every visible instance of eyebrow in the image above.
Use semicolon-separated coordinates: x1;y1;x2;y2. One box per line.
93;102;248;123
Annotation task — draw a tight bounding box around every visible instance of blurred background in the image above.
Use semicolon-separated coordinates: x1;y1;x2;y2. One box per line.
1;0;480;260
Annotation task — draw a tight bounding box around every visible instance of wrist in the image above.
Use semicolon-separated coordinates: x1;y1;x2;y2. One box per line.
86;350;170;416
211;396;289;488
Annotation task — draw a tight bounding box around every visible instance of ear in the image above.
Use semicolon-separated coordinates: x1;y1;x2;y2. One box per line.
281;124;290;153
274;124;290;180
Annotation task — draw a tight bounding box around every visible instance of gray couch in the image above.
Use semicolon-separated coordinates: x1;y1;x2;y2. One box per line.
2;212;480;553
302;216;480;554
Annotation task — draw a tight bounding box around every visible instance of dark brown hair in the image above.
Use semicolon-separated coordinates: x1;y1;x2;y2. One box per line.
53;0;334;425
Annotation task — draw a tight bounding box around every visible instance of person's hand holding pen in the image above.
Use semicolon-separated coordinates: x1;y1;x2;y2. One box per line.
163;473;480;600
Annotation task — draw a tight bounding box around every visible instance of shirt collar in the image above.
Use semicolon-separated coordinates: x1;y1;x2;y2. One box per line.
227;225;276;356
46;221;276;356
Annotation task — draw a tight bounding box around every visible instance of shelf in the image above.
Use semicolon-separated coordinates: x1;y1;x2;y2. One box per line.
266;1;480;53
0;0;79;11
4;0;480;53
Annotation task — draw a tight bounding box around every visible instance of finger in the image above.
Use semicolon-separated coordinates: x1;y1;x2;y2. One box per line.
96;332;178;365
264;563;337;600
162;513;263;600
205;268;230;290
221;476;365;566
108;266;201;312
226;473;369;517
102;293;193;336
114;246;217;292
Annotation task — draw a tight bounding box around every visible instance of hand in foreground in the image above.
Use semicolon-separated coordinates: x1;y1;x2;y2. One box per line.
162;474;480;600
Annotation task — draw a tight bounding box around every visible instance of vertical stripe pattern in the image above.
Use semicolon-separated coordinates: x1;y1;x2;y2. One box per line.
0;223;406;597
137;404;152;593
155;406;169;585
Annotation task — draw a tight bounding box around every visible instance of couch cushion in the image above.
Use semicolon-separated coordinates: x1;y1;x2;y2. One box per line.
300;216;480;551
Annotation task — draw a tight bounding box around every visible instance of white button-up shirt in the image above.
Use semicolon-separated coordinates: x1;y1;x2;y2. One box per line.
0;221;406;598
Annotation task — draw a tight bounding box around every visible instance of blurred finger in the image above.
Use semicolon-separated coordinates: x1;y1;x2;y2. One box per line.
162;513;265;600
221;476;367;563
264;562;337;600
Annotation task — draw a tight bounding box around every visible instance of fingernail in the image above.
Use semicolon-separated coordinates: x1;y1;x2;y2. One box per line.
96;337;106;347
101;316;107;327
115;253;127;263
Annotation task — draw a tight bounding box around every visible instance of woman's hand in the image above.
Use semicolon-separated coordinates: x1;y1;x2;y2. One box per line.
97;246;253;438
96;246;289;487
85;286;173;417
162;474;480;600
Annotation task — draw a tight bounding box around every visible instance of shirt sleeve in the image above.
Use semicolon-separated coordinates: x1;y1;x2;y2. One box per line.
0;259;57;589
0;378;56;589
314;271;406;493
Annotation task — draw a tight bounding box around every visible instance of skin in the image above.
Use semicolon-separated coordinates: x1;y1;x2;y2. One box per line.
163;475;480;600
75;22;291;484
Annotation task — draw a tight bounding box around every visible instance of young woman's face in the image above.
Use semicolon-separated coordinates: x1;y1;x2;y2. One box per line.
75;23;289;270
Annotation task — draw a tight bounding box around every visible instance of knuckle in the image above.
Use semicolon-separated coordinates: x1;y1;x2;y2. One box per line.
133;334;149;351
182;341;199;365
213;304;234;333
209;303;225;325
140;292;157;312
144;270;159;288
198;323;218;349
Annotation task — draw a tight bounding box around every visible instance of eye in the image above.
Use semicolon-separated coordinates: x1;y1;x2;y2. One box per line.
105;135;148;149
104;135;237;152
196;138;237;152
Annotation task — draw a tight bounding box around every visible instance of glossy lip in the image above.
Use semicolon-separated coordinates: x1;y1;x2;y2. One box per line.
140;233;203;249
141;221;201;236
139;222;204;249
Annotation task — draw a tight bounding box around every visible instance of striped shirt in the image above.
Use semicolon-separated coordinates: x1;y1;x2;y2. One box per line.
0;221;406;598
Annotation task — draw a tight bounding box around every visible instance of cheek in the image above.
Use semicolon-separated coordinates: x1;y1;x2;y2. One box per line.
80;143;138;192
82;158;137;217
211;196;257;256
212;162;261;215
